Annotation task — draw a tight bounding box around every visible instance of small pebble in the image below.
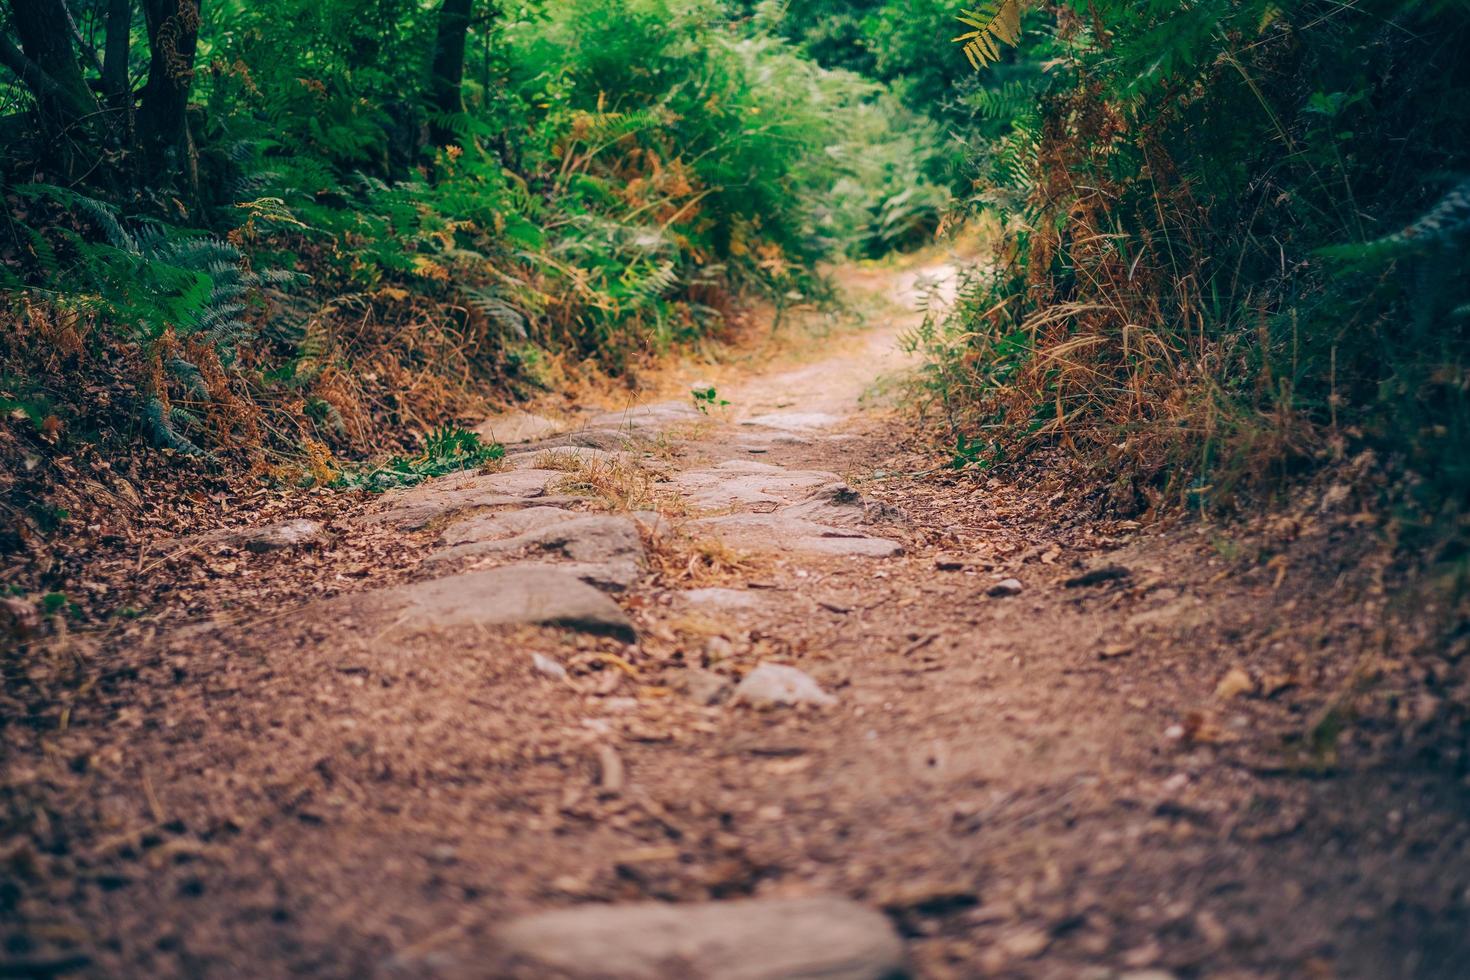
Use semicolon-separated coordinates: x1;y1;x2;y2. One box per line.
988;578;1024;597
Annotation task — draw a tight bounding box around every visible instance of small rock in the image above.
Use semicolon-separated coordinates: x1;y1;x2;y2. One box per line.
1121;940;1164;968
1214;667;1255;699
531;653;568;680
935;557;966;571
680;668;733;706
493;897;904;979
988;578;1024;597
594;744;625;794
1098;643;1133;660
1;597;40;638
1064;564;1131;588
242;518;324;552
703;635;735;664
733;663;836;709
997;926;1050;959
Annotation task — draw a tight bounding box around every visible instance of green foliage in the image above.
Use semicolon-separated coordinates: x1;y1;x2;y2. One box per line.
690;383;729;414
3;0;942;471
918;0;1470;531
335;425;506;492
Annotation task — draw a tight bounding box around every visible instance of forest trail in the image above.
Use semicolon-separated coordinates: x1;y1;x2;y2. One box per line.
11;258;1466;980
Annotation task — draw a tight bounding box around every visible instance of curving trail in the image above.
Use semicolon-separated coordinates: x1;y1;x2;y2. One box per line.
10;258;1467;979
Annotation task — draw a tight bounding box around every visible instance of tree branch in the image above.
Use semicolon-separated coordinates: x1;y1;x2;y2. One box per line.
0;29;75;109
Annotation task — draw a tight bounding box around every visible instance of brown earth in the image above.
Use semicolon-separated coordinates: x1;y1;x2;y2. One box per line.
3;259;1468;979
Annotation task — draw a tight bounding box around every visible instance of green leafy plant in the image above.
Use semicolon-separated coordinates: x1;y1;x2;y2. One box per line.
334;425;505;492
690;383;730;414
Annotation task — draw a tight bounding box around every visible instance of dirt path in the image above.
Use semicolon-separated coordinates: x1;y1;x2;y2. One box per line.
6;261;1468;979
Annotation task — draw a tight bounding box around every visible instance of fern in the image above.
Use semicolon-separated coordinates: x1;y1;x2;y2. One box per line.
1318;178;1470;261
955;2;1026;71
463;289;529;339
967;80;1040;120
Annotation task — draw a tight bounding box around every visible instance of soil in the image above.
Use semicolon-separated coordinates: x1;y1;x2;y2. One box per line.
3;258;1468;979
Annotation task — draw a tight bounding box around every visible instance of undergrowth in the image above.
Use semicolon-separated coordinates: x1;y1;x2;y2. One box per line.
906;0;1470;552
1;0;946;492
332;425;505;492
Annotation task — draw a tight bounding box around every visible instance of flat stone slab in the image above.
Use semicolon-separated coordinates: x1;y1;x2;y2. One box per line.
740;411;843;431
677;588;768;613
780;482;905;529
669;461;841;511
363;469;572;529
513;559;642;592
689;513;902;558
505;446;629;471
364;567;634;641
474;410;568;445
585;399;704;436
431;513;643;565
440;506;586;547
430;513;645;591
494;897;904;979
151;518;325;555
734;663;837;708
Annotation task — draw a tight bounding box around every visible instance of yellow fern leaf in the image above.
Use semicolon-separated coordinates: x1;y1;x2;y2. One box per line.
955;1;1026;72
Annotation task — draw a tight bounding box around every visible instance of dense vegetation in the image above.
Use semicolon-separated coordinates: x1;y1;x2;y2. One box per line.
905;0;1470;545
3;0;1467;545
0;0;943;475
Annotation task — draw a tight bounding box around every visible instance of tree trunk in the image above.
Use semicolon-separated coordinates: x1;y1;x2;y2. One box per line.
138;0;200;190
2;0;100;163
101;0;132;107
426;0;473;147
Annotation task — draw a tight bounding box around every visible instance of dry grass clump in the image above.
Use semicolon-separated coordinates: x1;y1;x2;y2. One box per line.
551;456;658;512
642;525;763;587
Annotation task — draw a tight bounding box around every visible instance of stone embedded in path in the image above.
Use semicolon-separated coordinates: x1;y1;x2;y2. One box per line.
362;469;573;529
733;663;837;708
428;513;645;591
240;518;325;552
493;897;903;979
365;567;635;641
150;517;326;555
690;512;902;558
505;445;629;471
740;410;844;432
439;506;583;547
677;587;768;613
668;460;837;510
780;481;906;529
987;578;1024;597
585;399;704;436
473;410;567;445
